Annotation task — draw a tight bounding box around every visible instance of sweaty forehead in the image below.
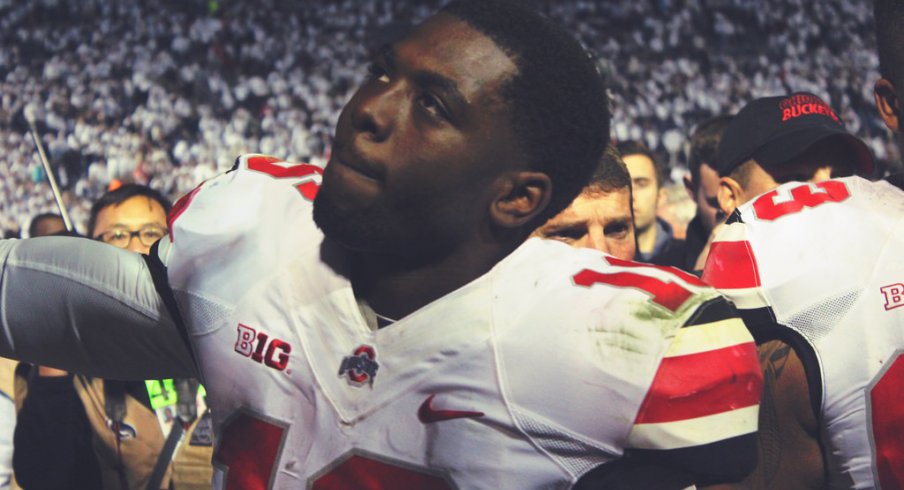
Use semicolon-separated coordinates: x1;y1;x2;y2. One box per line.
95;196;167;229
396;13;518;105
574;189;632;218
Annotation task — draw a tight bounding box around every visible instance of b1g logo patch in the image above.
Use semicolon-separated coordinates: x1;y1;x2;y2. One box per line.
880;283;904;311
339;345;379;387
234;323;292;372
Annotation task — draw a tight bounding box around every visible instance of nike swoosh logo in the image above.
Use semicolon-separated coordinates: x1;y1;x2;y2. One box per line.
418;394;484;424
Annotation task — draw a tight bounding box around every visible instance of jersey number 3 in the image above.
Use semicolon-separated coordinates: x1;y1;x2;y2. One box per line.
869;352;904;488
752;181;850;221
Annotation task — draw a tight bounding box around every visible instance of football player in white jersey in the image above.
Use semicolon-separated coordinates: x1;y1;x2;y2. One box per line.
0;1;762;488
699;92;904;489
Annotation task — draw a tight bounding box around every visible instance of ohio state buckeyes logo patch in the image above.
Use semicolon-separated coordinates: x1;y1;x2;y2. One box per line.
339;345;379;387
880;283;904;311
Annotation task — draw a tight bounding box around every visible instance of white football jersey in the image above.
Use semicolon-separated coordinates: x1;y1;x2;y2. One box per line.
703;176;904;489
154;155;761;489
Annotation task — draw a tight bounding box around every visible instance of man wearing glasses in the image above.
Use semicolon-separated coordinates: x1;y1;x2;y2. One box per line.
13;185;214;490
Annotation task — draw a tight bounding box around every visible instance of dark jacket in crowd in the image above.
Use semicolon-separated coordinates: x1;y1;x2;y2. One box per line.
682;213;710;273
637;217;688;271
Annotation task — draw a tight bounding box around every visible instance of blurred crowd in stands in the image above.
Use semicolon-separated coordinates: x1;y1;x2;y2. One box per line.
0;0;891;236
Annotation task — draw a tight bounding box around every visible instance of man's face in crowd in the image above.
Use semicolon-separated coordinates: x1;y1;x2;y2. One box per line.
314;14;524;260
623;153;661;232
92;196;168;254
689;162;720;233
532;187;635;260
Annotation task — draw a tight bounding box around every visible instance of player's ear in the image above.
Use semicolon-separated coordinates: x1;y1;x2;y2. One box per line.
490;171;552;228
683;173;695;201
875;78;901;133
717;176;743;219
813;165;835;181
656;185;667;209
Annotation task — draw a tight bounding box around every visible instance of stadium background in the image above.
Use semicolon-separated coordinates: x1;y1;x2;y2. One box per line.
0;0;890;237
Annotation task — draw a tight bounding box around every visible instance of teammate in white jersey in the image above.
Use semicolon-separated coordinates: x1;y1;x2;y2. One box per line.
701;92;902;489
0;1;762;488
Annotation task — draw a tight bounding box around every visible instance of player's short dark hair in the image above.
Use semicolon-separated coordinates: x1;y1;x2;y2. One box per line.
875;0;904;90
728;160;757;189
88;184;172;236
586;145;631;194
616;140;665;188
440;0;610;226
687;115;733;188
27;212;63;238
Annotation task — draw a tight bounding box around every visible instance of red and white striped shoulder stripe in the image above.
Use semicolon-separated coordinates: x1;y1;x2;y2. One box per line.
701;221;770;311
626;297;762;451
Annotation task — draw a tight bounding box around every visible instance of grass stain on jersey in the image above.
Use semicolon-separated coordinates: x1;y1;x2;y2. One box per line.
630;291;712;324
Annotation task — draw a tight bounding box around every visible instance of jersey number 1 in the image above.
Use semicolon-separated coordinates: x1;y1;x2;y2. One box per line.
245;155;322;201
167;156;323;241
573;257;704;312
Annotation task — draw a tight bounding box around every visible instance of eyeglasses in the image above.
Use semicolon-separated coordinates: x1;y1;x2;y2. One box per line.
94;225;168;248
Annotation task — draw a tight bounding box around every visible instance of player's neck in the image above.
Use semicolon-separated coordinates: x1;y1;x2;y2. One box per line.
350;243;513;321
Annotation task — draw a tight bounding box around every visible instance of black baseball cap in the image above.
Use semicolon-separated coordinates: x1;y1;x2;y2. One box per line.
714;92;876;178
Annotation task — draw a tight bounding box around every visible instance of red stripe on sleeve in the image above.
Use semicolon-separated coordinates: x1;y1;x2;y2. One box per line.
167;183;203;243
634;342;762;424
701;240;761;290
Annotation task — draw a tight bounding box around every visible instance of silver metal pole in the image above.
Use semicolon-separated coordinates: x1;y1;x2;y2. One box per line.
24;109;74;232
